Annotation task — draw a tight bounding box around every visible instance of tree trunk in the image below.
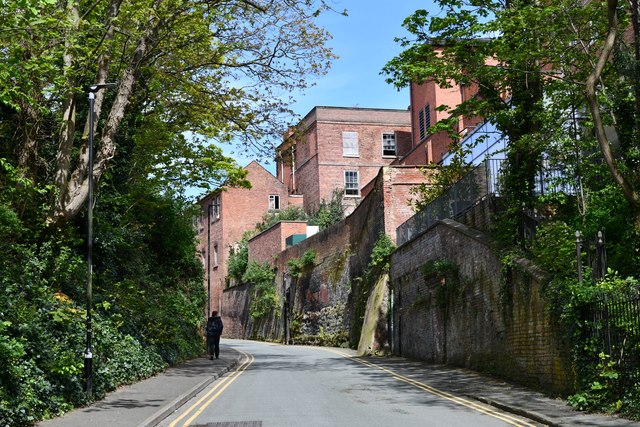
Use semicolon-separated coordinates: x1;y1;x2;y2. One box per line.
584;0;640;230
48;21;156;227
54;0;80;195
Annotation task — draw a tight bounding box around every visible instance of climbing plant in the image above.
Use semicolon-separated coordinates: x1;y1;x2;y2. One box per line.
243;262;278;320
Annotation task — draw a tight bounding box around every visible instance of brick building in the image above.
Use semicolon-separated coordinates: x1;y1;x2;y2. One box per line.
196;161;303;316
395;44;494;166
198;96;476;320
395;78;485;166
275;106;412;215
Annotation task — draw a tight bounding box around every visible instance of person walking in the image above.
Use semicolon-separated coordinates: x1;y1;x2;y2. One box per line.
206;311;223;360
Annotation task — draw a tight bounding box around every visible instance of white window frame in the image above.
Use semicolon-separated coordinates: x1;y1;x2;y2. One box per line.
344;170;360;196
269;194;280;210
342;131;359;157
382;133;397;157
212;195;221;220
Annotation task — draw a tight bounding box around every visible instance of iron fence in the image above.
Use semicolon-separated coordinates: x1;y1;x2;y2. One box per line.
576;231;608;283
580;290;640;390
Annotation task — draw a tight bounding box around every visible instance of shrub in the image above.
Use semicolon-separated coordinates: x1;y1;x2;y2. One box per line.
243;262;278;320
287;250;316;278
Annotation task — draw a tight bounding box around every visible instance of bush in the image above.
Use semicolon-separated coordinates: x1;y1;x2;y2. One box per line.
227;234;250;281
0;192;206;426
548;272;640;419
243;262;278;320
309;189;345;230
287;250;316;278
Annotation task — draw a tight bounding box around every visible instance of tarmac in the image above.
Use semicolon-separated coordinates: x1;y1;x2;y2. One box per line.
36;342;640;427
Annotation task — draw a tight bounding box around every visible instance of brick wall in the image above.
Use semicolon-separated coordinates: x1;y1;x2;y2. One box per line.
221;283;251;339
382;167;426;242
198;161;295;317
248;221;308;265
221;166;432;348
390;218;574;395
224;167;392;344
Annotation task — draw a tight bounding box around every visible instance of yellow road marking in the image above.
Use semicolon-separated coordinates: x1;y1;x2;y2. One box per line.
168;350;254;427
319;348;537;427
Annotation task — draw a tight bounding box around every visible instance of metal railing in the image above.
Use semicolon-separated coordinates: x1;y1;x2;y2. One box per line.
397;161;500;245
580;290;640;390
396;157;576;245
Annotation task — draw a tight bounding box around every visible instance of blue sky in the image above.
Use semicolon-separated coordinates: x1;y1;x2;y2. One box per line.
237;0;436;174
291;0;432;115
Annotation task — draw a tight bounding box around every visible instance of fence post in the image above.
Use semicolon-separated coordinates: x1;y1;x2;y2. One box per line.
576;231;583;283
596;231;607;280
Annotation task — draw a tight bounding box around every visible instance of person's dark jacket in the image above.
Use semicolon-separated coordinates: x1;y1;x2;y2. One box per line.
206;316;223;337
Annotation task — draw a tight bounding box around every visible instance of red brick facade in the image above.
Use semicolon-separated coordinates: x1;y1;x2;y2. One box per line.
196;161;297;319
402;46;498;164
248;221;308;265
276;107;412;215
406;80;484;164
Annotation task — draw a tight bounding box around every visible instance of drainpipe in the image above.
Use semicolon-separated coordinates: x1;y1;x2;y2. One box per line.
291;146;296;193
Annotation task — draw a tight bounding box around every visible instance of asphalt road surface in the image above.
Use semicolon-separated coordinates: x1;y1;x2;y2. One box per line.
158;339;540;427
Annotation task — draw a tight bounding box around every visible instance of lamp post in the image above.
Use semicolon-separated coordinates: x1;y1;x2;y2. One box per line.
85;82;117;396
207;203;212;319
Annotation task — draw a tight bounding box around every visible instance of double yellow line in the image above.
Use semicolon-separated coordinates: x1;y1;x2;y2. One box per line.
168;350;254;427
322;348;537;427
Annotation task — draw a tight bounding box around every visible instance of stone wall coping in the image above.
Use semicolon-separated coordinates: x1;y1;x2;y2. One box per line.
438;218;492;245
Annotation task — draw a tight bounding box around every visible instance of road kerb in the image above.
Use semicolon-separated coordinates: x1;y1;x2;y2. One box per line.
137;353;242;427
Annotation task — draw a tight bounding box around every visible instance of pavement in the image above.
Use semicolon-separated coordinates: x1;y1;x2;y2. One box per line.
36;342;640;427
37;346;243;427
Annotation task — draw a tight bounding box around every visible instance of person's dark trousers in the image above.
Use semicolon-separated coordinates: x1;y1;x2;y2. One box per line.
208;335;220;359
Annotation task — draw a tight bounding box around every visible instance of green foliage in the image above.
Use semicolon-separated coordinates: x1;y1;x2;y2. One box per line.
422;259;459;281
531;222;576;276
227;233;251;282
0;178;205;425
243;262;278;320
367;234;396;274
384;0;640;239
409;162;472;212
95;188;207;365
0;1;342;424
287;250;317;278
293;328;349;347
242;261;276;286
255;206;308;233
574;184;640;275
540;269;640;418
1;0;338;224
308;189;345;230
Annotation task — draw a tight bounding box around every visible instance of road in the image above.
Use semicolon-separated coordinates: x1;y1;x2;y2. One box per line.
158;339;540;427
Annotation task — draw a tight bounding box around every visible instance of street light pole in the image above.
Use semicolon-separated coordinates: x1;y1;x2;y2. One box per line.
85;82;117;396
207;204;212;319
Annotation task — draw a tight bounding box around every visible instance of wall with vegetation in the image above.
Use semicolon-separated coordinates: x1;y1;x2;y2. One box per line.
223;168;392;348
390;218;574;395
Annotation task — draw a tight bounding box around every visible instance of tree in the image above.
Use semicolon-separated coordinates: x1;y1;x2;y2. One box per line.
0;0;339;226
584;0;640;230
382;0;640;236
